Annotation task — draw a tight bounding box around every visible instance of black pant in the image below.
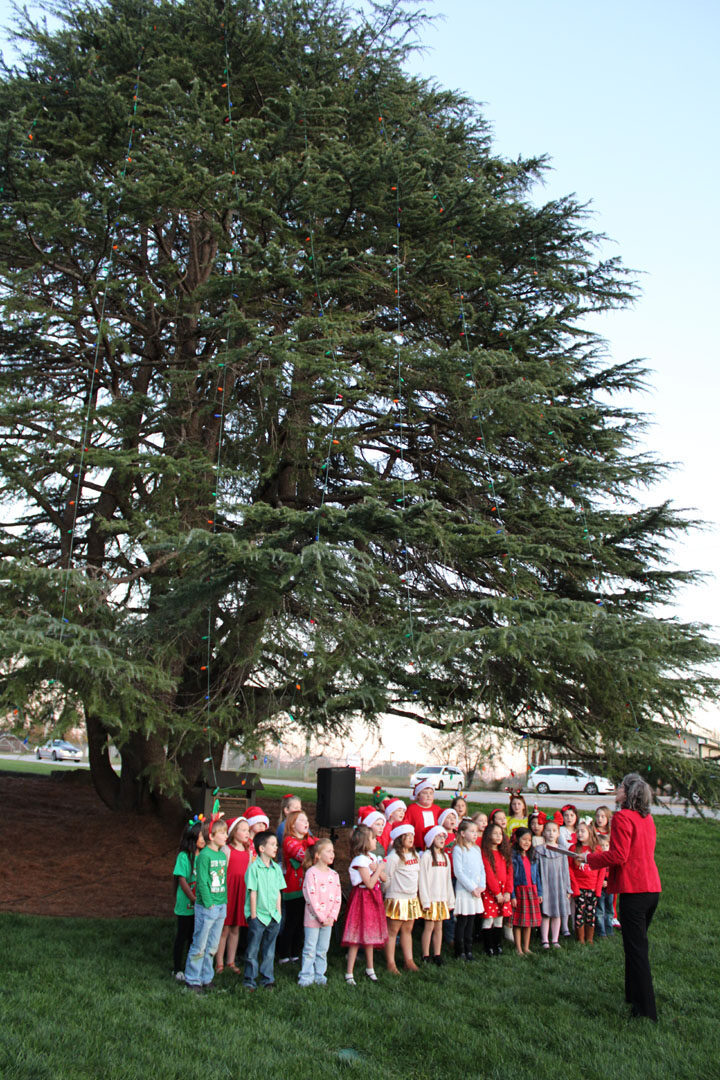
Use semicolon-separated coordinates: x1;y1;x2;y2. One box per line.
454;914;475;956
173;913;195;972
619;892;660;1020
276;896;305;959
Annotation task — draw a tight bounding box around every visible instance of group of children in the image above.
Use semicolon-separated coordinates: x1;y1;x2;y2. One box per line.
172;786;616;992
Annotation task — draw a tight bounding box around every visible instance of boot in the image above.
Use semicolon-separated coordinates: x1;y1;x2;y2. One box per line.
482;928;494;956
586;925;595;945
493;926;503;956
576;924;586;945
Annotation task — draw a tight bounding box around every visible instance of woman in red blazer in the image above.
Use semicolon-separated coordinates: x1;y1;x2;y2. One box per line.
586;773;662;1021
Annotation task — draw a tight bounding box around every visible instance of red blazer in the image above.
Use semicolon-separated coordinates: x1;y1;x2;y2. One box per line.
403;802;440;850
482;848;514;896
586;809;661;895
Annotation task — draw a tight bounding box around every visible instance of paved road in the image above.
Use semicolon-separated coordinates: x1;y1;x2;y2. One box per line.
257;775;712;818
2;754;714;818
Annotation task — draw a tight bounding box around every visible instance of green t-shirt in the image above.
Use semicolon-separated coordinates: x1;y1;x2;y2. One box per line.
195;845;228;909
173;851;196;916
244;856;286;926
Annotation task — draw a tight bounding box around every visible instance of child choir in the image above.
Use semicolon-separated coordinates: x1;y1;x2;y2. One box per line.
172;785;616;991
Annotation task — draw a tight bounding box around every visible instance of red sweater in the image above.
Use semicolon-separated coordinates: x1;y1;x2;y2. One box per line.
282;834;316;897
403;802;440;850
568;845;604;896
586;808;661;895
482;848;514;896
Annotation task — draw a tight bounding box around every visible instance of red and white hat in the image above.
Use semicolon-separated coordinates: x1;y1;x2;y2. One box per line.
424;825;447;849
226;816;247;838
245;806;269;829
438;808;457;830
383;798;406;820
358;806;385;829
390;823;415;842
412;778;435;800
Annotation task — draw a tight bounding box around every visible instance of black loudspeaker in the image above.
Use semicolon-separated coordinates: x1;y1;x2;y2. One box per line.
316;767;356;829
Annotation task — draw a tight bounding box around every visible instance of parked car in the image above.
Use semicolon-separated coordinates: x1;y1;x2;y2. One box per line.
36;739;83;762
409;764;465;791
526;765;614;796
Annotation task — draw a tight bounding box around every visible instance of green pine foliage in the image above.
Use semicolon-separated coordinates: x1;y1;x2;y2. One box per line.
0;0;717;809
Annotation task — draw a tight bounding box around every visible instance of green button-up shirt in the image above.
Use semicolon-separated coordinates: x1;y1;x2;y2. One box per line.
244;856;286;926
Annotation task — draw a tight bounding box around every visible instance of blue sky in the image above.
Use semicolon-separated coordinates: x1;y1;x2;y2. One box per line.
1;0;718;747
407;1;720;660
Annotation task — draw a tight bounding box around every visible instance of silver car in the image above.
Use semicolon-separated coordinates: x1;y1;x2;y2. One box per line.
36;739;83;762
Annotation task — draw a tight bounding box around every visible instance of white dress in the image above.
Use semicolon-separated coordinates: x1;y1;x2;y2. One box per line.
452;844;486;915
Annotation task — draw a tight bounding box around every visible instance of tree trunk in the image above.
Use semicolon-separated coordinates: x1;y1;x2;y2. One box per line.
86;712;121;809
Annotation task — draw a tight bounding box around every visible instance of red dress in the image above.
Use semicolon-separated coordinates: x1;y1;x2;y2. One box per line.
341;855;388;947
224;847;251;926
481;848;514;919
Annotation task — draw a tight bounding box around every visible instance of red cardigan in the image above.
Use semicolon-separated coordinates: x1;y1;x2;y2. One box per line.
282;834;316;897
569;845;604;897
586;809;661;894
482;848;514;896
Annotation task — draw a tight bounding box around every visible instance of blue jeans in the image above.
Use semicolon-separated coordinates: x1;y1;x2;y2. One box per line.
184;903;226;987
244;916;281;988
298;925;332;986
595;892;615;936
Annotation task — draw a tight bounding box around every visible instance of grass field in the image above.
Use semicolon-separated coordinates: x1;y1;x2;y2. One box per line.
2;816;719;1080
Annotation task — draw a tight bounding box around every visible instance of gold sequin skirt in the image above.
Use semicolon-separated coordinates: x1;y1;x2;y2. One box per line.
420;900;450;921
384;896;423;921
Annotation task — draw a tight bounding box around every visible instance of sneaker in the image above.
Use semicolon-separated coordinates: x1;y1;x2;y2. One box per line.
278;957;291;964
185;984;204;995
202;982;215;993
289;956;301;963
263;982;276;990
174;971;186;983
433;955;444;967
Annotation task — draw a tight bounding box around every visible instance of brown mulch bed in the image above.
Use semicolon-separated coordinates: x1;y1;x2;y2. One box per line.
1;771;349;918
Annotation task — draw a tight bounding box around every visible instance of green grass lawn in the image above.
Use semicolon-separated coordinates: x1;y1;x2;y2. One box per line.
2;816;719;1080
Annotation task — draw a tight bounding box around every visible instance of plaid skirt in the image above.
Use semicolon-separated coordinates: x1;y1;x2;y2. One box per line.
512;884;542;928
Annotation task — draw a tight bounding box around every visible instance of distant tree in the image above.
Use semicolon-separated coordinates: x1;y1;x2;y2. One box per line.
0;0;717;813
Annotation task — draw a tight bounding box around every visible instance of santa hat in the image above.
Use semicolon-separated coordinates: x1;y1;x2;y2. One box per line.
424;826;447;849
226;816;247;838
438;808;457;829
358;806;385;829
412;778;435;800
383;798;406;820
245;806;269;829
390;823;415;842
